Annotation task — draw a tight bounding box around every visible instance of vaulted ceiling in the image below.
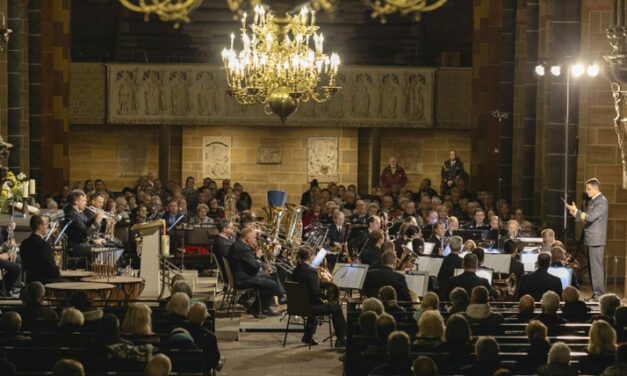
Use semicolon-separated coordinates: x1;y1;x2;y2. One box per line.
71;0;472;66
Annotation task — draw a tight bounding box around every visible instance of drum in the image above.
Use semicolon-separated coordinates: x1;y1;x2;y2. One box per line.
60;270;93;281
80;276;145;305
44;282;114;305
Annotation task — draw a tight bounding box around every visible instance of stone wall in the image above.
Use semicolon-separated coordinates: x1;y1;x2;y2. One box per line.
68;125;159;190
578;0;626;278
379;129;471;192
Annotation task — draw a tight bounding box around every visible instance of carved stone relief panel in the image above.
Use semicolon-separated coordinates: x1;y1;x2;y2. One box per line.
308;137;339;182
105;64;436;127
203;137;231;180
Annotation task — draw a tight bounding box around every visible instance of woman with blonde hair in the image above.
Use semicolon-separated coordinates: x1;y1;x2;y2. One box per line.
412;310;444;352
581;320;617;374
121;303;159;345
463;239;477;253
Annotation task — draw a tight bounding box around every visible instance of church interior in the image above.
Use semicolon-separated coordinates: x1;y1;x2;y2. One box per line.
0;0;626;375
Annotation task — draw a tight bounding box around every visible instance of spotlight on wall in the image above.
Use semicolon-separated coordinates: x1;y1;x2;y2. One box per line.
550;65;562;77
535;65;546;76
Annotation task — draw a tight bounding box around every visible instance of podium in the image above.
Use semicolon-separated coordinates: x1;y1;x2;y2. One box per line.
131;220;166;298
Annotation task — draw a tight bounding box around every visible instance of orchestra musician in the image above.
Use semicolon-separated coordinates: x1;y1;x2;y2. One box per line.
0;227;20;297
437;235;463;299
380;157;408;195
362;250;411;302
447;253;497;299
504;220;520;241
427;222;446;255
540;228;556;253
207;198;225;221
19;215;61;284
291;247;347;346
349;216;381;256
64;189;105;257
212;219;235;286
444;216;459;237
393;225;423;259
359;229;385;267
468;209;489;230
83;191;107;233
228;227;280;318
441;150;464;195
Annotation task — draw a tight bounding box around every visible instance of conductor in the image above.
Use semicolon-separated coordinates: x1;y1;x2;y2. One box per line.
564;178;608;301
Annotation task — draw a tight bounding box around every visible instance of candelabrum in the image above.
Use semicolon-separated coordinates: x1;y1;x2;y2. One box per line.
605;0;627;189
222;4;341;124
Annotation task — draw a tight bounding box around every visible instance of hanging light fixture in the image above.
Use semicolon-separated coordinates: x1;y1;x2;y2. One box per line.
367;0;449;23
222;4;341;124
117;0;203;28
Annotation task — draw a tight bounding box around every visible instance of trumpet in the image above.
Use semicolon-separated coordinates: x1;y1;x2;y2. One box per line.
86;205;115;218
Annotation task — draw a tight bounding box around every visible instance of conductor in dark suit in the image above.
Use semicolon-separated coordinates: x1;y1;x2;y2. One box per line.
440;150;464;195
228;228;279;318
20;215;60;284
362;250;411;302
565;178;608;300
518;252;562;301
448;253;496;299
291;247;347;346
437;235;463;299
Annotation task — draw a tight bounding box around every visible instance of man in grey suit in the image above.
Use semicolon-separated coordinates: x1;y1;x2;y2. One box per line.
565;178;608;301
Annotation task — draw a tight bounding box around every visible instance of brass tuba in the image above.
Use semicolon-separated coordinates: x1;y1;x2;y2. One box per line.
494;273;518;301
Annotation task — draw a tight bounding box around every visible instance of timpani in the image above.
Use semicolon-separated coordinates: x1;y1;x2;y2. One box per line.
44;282;114;305
60;270;93;281
80;276;145;305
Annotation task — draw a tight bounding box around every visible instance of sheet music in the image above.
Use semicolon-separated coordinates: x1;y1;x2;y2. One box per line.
401;271;429;297
416;256;444;277
311;249;328;268
423;242;436;255
520;252;539;272
518;237;543;243
483;253;512;274
548;267;573;289
332;263;369;290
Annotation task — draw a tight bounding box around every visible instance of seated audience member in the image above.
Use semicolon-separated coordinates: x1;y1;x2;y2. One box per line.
518;252;563;300
517;294;536;322
171;279;194;300
414;292;439;322
0;312;30;344
581;320;618;374
448;287;469;314
363;251;411;302
537;342;578;376
163;327;197;350
378;286;406;316
358;311;379;340
121;303;160;345
183;303;221;371
590;293;622;325
362;313;397;373
69;291;103;332
602;342;627;376
448;253;496;299
614;306;627;343
525;320;551;369
463;286;504;330
20;281;58;329
536;291;566;335
144;353;171;376
53;358;85;376
433;314;474;355
460;336;503;376
369;331;412;375
362;297;385;315
561;286;590;322
100;314;131;346
412;356;438;376
412;310;444;352
59;307;85;332
165;292;191;328
346;311;380;376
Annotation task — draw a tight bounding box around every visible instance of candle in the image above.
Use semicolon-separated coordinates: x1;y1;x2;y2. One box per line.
161;234;170;257
29;179;35;195
21;181;29;198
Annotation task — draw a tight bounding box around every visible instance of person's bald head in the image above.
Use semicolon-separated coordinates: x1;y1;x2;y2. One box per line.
519;295;535;315
188;303;208;324
412;355;438;376
144;354;171;376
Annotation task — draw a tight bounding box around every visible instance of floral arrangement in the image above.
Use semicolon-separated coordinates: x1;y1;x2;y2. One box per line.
0;172;28;209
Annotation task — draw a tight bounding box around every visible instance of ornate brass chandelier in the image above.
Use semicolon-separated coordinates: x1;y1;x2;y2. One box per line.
227;1;338;18
222;4;341;124
117;0;202;28
367;0;448;23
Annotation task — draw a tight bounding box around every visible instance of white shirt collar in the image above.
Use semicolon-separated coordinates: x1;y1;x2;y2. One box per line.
591;192;602;200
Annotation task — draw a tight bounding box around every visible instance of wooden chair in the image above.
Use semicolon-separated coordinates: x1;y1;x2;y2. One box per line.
282;281;333;349
220;258;260;319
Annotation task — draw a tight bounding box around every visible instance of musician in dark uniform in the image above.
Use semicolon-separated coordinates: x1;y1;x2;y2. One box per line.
291;247;347;346
362;250;411;302
440;150;465;195
64;190;104;257
0;227;20;296
393;225;421;259
349;215;381;256
427;222;446;255
212;219;235;283
228;228;279;318
19;215;61;284
359;229;385;267
468;209;490;230
447;253;496;299
327;211;347;247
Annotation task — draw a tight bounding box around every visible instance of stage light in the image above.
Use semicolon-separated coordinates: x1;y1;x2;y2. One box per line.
571;63;585;77
586;64;599;77
550;65;562;76
535;65;545;76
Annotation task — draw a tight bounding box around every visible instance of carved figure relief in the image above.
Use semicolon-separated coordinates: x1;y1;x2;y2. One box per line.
117;71;135;115
143;71;161;116
407;74;425;120
257;145;281;164
380;74;400;118
308;137;339;182
203;137;231;180
352;73;372;118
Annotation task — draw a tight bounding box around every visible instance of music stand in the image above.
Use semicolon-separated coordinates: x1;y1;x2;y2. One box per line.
54;219;74;246
402;271;429;297
331;263;369;290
